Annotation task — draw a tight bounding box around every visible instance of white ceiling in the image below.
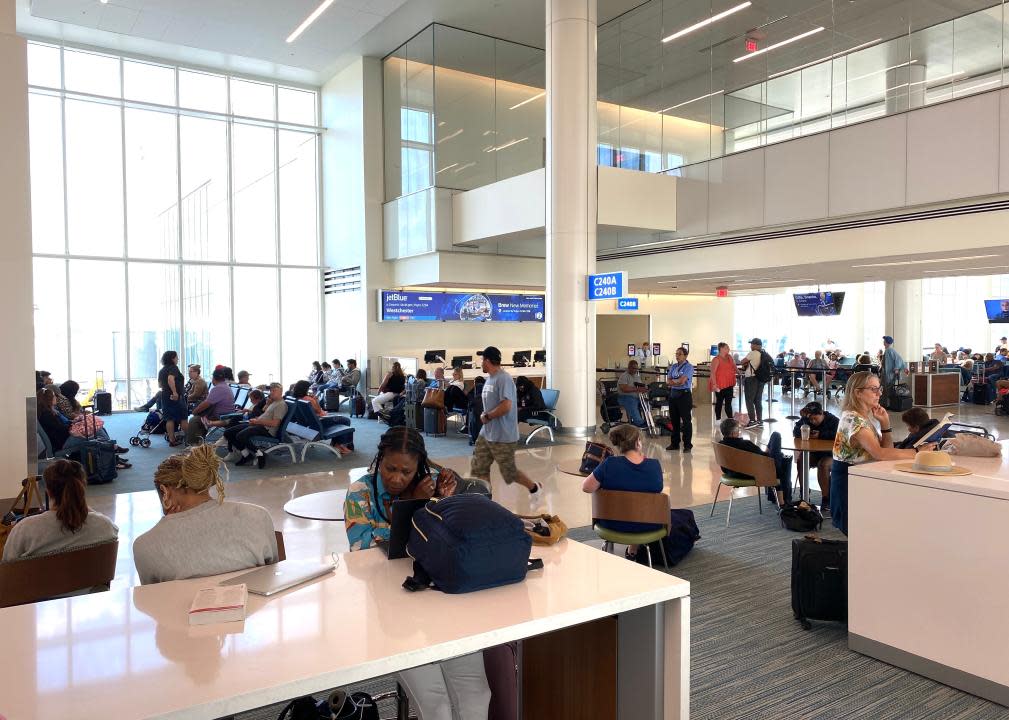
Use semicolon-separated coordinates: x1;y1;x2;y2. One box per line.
18;0;648;86
18;0;409;84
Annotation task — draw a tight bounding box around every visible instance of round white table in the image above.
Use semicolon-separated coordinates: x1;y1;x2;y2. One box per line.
283;489;348;521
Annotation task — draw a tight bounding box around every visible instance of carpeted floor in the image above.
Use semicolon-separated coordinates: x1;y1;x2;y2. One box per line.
236;494;1008;720
571;494;1007;720
85;411;572;496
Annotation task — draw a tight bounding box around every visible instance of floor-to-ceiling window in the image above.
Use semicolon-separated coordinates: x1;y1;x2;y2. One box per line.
27;43;322;408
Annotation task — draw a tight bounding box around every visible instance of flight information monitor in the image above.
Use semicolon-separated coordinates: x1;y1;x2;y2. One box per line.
793;291;845;317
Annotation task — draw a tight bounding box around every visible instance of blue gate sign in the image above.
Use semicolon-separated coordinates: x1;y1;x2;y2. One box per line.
617;297;638;311
587;271;627;300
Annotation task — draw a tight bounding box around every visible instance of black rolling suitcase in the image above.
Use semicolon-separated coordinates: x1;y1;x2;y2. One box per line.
351;392;366;418
324;388;340;411
791;535;847;630
973;382;994;405
423;407;446;437
93;390;112;415
882;384;912;412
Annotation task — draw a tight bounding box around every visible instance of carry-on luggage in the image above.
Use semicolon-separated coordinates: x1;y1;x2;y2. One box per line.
791;535;847;630
78;439;118;484
93;390;112;415
324;388;340;411
973;382;994;405
633;508;700;568
423;406;446;436
882;384;912;412
352;393;366;418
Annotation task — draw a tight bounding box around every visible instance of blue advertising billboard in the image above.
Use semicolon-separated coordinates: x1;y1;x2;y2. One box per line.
380;291;545;322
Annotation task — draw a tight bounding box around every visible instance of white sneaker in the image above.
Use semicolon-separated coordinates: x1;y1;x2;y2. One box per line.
213;437;229;448
223;451;241;463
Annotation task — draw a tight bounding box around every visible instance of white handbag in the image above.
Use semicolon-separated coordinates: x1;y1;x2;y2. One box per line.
940;434;1001;457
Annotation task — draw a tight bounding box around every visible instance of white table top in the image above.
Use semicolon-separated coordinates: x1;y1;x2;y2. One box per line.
0;540;689;720
849;450;1009;501
282;489;347;521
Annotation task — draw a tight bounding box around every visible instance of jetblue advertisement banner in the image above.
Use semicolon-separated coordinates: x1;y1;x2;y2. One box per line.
380;291;545;322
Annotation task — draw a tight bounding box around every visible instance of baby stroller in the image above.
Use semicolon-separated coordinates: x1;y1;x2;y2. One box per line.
129;409;165;448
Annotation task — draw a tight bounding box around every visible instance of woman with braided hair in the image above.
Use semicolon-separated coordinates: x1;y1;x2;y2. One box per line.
344;426;486;720
133;444;278;585
343;426;457;552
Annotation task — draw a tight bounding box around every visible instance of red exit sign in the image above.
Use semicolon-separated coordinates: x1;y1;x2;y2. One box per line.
745;38;758;53
716;286;729;298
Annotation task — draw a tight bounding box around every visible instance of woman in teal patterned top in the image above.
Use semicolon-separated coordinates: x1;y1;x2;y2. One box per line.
830;372;926;535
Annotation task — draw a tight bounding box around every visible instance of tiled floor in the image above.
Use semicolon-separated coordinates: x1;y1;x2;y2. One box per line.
88;385;1006;589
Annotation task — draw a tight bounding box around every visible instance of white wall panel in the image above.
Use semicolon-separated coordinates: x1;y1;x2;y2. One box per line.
764;134;828;226
597;165;676;230
673;162;709;238
452;168;545;244
906;91;999;206
828;113;907;217
999;89;1009;193
708;150;764;233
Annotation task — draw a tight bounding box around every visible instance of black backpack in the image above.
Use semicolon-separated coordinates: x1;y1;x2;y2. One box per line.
779;501;823;532
754;350;774;383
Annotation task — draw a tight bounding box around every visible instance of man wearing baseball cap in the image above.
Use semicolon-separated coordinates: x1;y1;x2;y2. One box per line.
740;337;769;427
469;346;540;497
792;401;840;513
237;370;251;387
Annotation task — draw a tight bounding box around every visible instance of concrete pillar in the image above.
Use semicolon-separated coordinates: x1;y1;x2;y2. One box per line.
884;279;924;365
0;0;37;497
545;0;597;435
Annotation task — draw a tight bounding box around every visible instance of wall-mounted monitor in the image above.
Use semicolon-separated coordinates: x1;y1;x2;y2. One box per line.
423;350;446;364
534;350;546;363
451;355;473;369
984;299;1009;323
793;291;845;317
379;291;545;322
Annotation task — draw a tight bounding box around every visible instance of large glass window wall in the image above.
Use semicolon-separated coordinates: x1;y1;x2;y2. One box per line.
28;43;322;409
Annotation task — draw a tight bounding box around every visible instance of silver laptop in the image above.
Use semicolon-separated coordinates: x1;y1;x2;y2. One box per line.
220;560;335;596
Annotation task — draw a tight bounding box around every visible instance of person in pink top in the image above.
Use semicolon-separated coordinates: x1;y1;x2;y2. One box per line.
709;342;738;420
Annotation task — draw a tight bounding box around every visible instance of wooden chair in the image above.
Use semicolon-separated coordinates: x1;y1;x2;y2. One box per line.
591;490;671;568
274;531;286;562
711;443;779;527
0;540;118;608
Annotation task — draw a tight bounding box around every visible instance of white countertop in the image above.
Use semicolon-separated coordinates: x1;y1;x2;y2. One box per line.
849;450;1009;502
0;540;688;720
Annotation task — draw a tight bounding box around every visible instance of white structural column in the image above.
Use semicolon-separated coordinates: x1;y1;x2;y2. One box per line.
0;0;37;498
545;0;597;434
884;279;924;365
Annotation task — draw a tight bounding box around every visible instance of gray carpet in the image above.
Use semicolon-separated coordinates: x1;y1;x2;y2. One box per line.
235;493;1007;720
85;411;573;496
570;494;1007;720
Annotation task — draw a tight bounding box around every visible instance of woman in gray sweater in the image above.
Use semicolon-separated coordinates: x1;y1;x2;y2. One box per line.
133;444;278;585
2;460;118;561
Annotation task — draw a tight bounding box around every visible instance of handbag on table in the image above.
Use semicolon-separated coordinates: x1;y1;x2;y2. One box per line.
578;441;613;475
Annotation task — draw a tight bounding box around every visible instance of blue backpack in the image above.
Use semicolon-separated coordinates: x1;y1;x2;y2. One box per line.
405;494;534;594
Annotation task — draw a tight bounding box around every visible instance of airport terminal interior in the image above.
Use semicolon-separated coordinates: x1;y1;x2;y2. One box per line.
3;0;1009;718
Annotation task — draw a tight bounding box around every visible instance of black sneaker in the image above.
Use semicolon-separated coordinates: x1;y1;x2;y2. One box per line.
666;444;679;451
235;454;252;466
820;502;830;515
683;445;693;453
256;452;266;469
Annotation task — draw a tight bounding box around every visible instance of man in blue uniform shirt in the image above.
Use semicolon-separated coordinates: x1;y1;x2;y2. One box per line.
665;346;694;452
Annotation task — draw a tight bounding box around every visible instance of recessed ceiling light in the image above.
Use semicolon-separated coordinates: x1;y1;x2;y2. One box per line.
767;38;883;78
663;2;752;43
658;275;741;284
509;92;545;110
660;90;724;113
923;265;1009;274
734;27;825;63
852;255;999;268
286;0;336;43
